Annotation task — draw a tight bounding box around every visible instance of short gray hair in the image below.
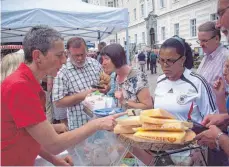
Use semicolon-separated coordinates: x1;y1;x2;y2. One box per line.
198;21;221;40
23;25;63;63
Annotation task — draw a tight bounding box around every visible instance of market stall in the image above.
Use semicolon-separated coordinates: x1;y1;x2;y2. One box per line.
33;91;207;166
74;93;208;166
1;0;130;62
1;0;128;43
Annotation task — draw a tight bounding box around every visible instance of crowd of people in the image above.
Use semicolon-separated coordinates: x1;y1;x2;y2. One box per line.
1;0;229;166
132;49;158;74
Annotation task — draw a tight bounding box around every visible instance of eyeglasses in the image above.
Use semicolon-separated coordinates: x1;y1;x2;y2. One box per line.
217;6;229;19
158;55;183;66
196;35;216;44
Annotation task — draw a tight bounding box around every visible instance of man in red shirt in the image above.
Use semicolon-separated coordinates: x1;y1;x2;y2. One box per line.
1;26;125;166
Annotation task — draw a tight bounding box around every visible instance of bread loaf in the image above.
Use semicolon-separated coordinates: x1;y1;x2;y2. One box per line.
100;72;110;85
117;116;141;126
114;124;139;134
134;122;189;132
141;108;176;119
134;130;186;144
140;115;193;128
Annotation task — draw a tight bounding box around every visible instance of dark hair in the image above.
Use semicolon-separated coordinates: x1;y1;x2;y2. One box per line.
160;36;193;69
66;37;87;50
23;26;63;63
100;43;127;68
198;21;221;40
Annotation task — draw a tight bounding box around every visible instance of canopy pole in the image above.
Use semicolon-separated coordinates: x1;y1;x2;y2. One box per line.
98;31;101;43
125;28;130;65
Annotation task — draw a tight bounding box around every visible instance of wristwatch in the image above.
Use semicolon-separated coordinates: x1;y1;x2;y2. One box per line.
215;132;226;151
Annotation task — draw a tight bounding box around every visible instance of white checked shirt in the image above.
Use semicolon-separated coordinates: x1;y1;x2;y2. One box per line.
52;57;102;130
197;45;229;85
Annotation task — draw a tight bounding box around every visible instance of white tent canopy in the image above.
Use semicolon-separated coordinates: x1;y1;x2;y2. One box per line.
1;0;128;43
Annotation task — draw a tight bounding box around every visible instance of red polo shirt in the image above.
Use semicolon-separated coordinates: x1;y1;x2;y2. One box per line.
1;63;46;166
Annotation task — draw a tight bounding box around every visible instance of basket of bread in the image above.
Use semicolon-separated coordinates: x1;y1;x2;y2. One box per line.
115;108;196;151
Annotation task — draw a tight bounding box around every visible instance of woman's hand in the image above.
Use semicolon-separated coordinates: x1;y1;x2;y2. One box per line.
115;90;125;104
201;114;229;129
195;125;222;149
213;77;226;97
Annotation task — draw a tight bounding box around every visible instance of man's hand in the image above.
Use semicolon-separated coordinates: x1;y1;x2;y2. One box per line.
83;89;96;98
52;155;74;166
93;112;127;131
201;114;229;129
195;125;222;149
212;77;226;97
53;123;68;134
115;90;125;104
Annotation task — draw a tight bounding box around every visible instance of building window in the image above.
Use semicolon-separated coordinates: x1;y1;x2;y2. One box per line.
190;19;197;37
174;23;179;36
107;1;114;7
160;0;165;8
210;13;217;21
142;32;145;43
140;4;144;17
115;0;118;7
134;8;137;20
161;27;165;40
135;34;137;44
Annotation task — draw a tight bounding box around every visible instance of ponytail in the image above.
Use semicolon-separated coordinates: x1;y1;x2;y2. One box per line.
184;42;193;69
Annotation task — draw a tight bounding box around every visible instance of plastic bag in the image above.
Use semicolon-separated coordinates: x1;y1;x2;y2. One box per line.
82;94;116;111
67;130;127;166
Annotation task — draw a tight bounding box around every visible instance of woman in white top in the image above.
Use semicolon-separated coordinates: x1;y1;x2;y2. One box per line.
154;36;218;123
154;36;219;166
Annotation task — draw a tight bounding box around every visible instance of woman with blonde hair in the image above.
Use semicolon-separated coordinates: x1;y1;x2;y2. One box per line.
1;52;24;82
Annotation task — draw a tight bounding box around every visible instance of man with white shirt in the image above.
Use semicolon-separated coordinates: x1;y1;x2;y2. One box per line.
196;5;229;165
197;21;229;86
52;37;104;130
